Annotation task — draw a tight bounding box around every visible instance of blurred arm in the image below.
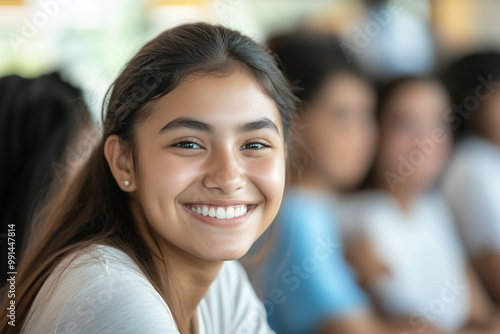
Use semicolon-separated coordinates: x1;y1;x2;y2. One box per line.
472;252;500;306
462;264;500;332
317;312;447;334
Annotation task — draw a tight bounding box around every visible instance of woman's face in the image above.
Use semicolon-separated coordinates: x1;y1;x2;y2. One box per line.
300;73;377;189
131;71;286;261
376;80;451;193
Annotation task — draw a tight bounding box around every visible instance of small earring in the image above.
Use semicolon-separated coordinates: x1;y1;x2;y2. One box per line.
124;180;130;187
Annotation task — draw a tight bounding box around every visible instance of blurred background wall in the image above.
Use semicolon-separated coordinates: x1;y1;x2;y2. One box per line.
1;0;500;119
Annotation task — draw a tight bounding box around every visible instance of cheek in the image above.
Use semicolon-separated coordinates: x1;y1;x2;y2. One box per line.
377;132;411;172
136;151;202;214
364;126;378;163
307;121;340;160
247;152;286;215
342;124;376;160
385;131;413;156
428;139;450;171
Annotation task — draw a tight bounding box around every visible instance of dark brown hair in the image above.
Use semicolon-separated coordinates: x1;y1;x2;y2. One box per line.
0;22;297;333
441;51;500;140
0;72;92;285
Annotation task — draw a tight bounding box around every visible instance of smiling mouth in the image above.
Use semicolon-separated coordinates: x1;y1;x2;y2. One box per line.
183;204;255;219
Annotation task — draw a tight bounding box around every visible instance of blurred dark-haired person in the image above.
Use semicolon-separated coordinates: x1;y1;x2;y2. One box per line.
341;76;500;333
441;52;500;307
243;33;449;334
0;72;94;286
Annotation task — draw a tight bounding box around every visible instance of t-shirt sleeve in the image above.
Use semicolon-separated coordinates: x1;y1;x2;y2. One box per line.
228;262;276;334
259;198;368;333
55;273;180;334
433;192;468;264
443;149;500;254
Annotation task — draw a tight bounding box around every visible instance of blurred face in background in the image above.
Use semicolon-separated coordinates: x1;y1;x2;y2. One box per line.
375;79;451;195
298;72;377;190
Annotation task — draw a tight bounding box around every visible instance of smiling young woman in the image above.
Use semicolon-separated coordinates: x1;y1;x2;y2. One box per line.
0;23;297;334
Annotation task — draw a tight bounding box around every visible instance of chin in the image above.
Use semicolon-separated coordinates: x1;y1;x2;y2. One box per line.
195;241;253;262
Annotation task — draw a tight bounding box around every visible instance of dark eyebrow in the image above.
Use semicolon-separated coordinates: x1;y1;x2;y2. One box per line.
158;117;215;134
158;116;280;136
237;118;280;135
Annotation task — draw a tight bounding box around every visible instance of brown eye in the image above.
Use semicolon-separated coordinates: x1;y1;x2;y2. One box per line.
174;141;201;149
240;141;270;150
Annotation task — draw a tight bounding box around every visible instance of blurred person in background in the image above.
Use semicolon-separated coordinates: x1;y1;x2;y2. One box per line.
341;76;500;333
441;52;500;307
0;72;93;286
243;33;444;334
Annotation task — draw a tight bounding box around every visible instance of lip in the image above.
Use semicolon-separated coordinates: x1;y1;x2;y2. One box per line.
183;199;257;206
182;203;257;227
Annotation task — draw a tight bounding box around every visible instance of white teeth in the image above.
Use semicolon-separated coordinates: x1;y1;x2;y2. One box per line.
187;204;249;219
216;207;225;219
226;207;235;219
208;208;216;217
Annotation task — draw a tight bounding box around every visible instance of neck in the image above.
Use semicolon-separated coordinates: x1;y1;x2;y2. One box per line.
131;202;222;332
392;191;414;212
372;170;415;212
157;242;222;330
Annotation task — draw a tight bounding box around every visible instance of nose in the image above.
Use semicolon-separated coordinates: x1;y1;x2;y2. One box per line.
203;149;246;194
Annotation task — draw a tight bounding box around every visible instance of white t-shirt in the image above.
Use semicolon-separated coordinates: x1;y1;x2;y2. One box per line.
22;245;274;334
339;190;470;331
442;136;500;255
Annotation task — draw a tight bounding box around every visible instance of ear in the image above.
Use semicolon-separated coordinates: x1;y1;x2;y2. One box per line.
104;135;136;192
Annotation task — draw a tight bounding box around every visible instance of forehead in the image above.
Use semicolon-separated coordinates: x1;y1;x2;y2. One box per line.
384;81;449;117
140;70;282;132
324;72;370;92
314;72;374;105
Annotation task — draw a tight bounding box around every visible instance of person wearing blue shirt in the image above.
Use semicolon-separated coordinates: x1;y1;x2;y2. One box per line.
250;188;369;334
243;32;389;334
